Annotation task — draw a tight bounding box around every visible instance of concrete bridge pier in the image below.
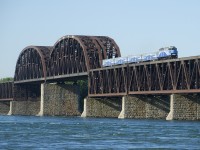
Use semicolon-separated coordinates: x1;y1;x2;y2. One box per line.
118;95;170;119
81;97;122;118
166;94;200;120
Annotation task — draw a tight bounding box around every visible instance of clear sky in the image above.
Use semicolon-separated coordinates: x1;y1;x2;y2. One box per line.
0;0;200;78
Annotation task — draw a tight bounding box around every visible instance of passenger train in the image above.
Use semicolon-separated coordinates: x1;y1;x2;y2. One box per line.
102;46;178;67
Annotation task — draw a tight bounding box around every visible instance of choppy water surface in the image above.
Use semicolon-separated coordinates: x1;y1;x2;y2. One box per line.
0;116;199;149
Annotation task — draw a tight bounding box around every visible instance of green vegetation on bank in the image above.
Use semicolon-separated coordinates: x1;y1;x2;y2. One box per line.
0;77;14;83
64;80;88;98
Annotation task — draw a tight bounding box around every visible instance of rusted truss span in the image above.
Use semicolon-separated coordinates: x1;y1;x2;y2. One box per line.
89;56;200;97
14;46;52;82
47;35;120;77
14;35;120;83
0;82;13;101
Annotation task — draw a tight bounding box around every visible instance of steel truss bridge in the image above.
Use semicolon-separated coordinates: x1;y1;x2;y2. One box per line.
14;35;120;84
0;35;120;101
0;35;200;101
89;56;200;97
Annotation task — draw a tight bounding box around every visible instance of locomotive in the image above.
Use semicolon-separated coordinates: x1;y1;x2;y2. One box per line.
102;46;178;67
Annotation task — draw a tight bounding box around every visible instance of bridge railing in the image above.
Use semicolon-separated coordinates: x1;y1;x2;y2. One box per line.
0;82;13;101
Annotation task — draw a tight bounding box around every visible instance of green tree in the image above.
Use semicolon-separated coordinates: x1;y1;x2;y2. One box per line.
0;77;14;83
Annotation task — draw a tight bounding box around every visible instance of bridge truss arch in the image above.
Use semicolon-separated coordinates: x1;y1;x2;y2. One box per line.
47;35;121;77
14;46;52;83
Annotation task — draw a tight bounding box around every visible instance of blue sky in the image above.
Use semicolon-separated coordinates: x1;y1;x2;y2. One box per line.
0;0;200;78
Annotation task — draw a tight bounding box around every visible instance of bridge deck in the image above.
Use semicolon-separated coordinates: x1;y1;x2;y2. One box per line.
14;72;88;84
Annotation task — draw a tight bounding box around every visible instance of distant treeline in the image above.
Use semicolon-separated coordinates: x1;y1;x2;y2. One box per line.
0;77;14;83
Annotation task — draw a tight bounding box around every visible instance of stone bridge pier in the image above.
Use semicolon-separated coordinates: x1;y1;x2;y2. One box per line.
118;95;170;119
8;83;81;116
81;94;200;120
1;85;200;120
81;97;122;118
166;94;200;120
8;84;41;115
81;95;170;119
0;101;10;115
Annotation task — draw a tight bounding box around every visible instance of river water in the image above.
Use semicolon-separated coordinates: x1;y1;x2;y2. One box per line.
0;115;199;149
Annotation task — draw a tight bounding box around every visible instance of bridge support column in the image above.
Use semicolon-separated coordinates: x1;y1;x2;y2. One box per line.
37;83;81;116
166;94;200;120
8;84;40;115
81;97;121;118
118;95;170;119
8;100;40;115
0;101;10;115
